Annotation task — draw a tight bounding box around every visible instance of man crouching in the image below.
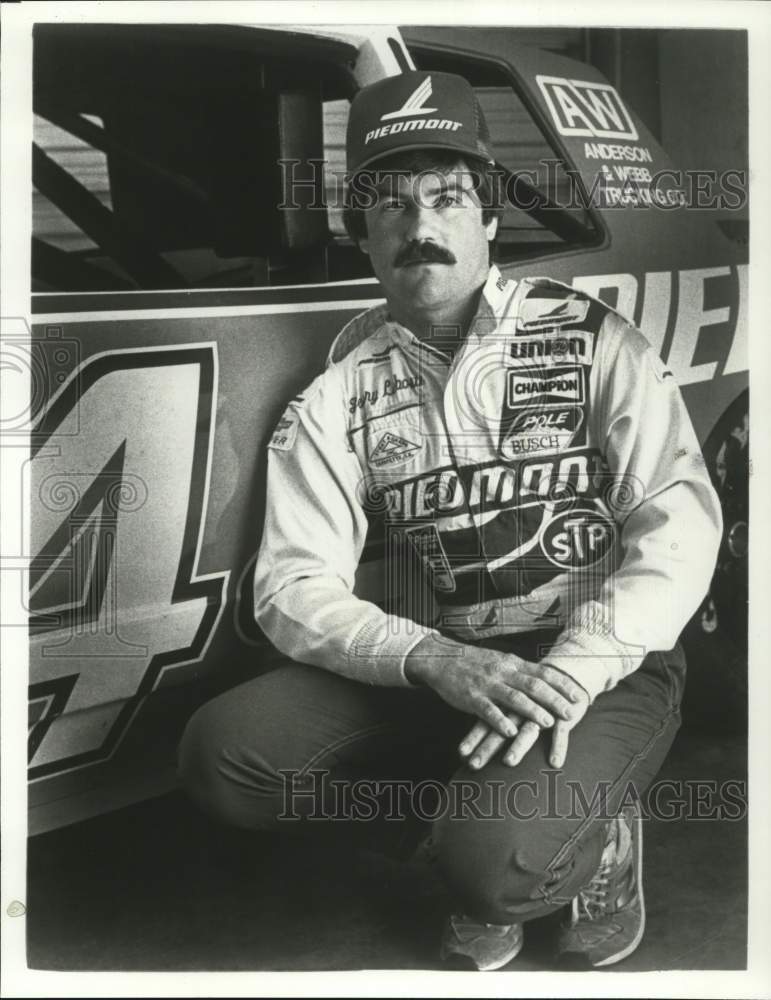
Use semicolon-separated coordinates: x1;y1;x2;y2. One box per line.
179;71;721;971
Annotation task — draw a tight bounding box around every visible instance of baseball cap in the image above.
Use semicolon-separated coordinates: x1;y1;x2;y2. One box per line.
346;70;496;175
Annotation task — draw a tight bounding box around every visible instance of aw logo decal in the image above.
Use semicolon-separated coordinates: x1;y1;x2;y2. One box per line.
27;345;228;780
537;76;639;142
381;76;437;120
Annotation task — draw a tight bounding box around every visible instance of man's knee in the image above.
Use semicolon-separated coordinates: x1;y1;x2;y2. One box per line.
177;696;287;831
434;810;603;924
434;816;541;923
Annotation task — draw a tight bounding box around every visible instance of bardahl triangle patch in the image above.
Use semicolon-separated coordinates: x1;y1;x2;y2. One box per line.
369;430;421;468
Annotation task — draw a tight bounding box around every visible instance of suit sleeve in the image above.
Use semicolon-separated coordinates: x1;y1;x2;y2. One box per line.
544;316;723;701
253;365;437;686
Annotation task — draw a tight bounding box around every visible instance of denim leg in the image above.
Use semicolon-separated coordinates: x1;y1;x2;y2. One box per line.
178;659;464;834
434;646;686;924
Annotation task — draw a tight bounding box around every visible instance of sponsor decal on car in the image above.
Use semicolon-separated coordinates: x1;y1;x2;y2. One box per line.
510;331;594;365
584;143;653;162
507;367;585;408
571;265;747;386
27;345;228;777
536;75;639;142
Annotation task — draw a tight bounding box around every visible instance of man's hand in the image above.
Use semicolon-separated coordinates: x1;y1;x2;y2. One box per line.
458;681;590;770
404;635;586;738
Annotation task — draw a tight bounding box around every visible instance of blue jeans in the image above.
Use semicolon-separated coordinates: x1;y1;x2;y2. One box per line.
178;637;685;925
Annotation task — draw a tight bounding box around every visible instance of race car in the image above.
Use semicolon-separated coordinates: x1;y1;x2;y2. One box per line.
22;23;747;833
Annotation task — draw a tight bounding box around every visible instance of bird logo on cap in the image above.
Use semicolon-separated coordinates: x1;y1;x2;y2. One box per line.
381;76;437;121
346;70;496;174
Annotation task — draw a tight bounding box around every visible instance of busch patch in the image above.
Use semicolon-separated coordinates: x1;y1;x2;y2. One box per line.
500;407;584;460
510;331;594;366
507;367;585;409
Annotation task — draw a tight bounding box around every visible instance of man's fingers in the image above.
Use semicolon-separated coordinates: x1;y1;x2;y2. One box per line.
528;662;587;704
550;720;571;769
502;721;540;766
459;720;494;758
467;729;507;770
498;685;556;728
472;697;519;739
508;673;578;722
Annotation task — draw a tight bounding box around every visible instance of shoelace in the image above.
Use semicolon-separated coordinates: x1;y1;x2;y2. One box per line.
575;865;612;921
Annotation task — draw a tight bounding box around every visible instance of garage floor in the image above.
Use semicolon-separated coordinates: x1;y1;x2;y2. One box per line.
26;727;747;973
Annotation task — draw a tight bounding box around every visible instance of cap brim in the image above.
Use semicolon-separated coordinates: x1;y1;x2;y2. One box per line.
351;141;495;176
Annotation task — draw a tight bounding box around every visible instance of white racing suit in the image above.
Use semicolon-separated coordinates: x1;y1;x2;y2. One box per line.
253;266;722;701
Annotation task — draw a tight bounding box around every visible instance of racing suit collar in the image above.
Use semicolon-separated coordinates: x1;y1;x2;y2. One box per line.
468;265;515;341
382;265;515;355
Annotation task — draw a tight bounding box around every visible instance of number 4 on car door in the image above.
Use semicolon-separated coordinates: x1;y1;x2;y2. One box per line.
28;345;228;778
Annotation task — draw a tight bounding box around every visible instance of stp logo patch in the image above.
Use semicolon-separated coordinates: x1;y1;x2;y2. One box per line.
540;509;616;569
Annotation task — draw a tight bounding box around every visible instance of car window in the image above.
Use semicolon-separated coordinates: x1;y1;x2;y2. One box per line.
32;24;360;292
32;26;599;293
323;98;349;240
406;45;601;261
34;115;111;253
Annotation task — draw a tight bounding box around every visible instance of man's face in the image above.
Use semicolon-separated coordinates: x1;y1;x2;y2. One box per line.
358;161;498;325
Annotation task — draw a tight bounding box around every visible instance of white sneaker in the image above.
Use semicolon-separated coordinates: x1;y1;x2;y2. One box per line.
440;913;524;971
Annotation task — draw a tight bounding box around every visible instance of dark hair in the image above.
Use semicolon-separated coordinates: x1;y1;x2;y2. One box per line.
343;149;503;255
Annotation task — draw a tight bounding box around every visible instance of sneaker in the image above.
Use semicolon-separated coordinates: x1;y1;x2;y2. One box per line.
440;914;524;971
557;794;645;968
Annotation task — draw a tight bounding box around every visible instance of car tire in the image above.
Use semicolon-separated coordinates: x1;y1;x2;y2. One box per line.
681;390;748;733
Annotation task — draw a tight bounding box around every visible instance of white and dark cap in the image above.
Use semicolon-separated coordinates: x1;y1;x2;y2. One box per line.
346;71;495;175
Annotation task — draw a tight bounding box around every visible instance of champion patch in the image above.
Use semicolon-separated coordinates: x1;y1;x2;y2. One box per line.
507;367;585;408
368;430;422;468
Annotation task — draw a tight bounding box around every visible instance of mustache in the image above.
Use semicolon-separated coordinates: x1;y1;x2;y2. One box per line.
394;241;457;268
